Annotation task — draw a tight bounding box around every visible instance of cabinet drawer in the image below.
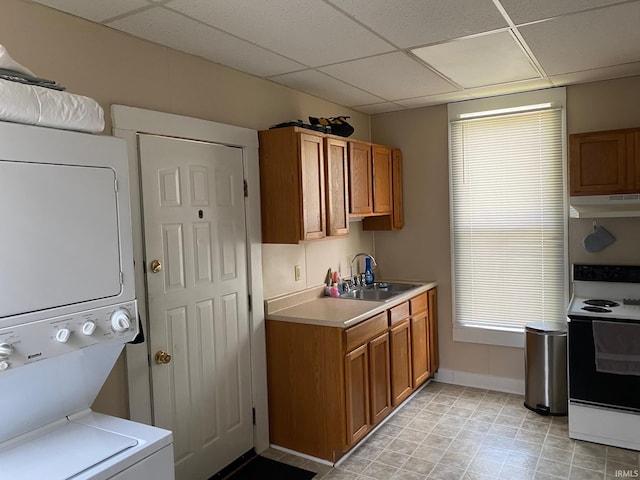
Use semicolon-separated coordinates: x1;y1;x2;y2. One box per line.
346;312;387;352
388;302;410;326
410;293;427;315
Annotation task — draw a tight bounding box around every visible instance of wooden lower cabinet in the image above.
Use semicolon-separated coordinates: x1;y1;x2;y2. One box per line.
428;287;439;373
265;288;438;463
345;344;370;445
389;318;413;406
410;292;430;387
345;331;391;446
368;332;391;426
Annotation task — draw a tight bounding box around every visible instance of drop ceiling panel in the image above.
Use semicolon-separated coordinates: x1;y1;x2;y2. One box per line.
331;0;507;48
464;78;553;99
29;0;640;113
108;8;304;77
412;31;540;88
395;91;473;109
33;0;149;22
269;70;383;107
165;0;394;67
500;0;627;24
320;52;456;100
353;102;406;115
519;2;640;76
549;62;640;87
329;0;507;48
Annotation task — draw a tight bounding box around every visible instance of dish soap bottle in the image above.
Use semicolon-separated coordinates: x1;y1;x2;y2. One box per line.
364;257;375;285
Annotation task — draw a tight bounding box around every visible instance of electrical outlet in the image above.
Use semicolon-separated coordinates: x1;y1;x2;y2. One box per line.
294;264;301;281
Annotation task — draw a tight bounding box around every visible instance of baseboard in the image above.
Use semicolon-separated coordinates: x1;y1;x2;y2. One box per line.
434;368;525;395
269;445;334;467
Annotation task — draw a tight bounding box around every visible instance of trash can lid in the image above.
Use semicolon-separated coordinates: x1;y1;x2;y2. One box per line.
525;321;567;334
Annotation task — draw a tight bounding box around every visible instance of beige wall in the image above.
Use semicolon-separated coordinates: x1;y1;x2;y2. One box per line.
2;0;373;418
371;76;640;392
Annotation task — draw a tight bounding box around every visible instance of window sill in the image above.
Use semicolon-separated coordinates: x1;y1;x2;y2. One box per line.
453;324;525;348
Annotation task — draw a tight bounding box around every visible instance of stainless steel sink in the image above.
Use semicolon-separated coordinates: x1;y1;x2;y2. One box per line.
368;282;420;292
338;282;421;302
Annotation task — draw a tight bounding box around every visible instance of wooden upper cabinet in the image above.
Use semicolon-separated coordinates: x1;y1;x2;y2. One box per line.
372;145;393;214
348;140;373;215
325;137;349;237
636;131;640;190
363;148;404;231
258;127;326;243
569;128;639;196
300;133;326;240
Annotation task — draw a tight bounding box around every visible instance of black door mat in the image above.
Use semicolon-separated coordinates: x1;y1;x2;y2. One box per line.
225;455;315;480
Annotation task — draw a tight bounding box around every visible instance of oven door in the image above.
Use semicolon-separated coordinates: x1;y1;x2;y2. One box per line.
568;315;640;412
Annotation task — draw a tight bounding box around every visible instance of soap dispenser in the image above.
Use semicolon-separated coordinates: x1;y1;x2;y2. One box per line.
364;257;375;285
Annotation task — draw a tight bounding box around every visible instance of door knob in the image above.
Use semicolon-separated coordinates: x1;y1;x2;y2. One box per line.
150;260;162;273
155;350;172;365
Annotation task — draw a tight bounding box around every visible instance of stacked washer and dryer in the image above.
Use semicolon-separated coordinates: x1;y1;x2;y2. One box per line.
0;121;174;479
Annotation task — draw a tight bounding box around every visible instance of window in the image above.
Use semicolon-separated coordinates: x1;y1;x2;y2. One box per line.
448;89;567;347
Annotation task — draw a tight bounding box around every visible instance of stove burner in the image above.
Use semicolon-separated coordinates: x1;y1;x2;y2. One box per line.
584;299;620;307
582;306;612;313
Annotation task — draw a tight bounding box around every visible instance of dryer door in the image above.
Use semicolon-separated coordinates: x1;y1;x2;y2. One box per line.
0;160;121;319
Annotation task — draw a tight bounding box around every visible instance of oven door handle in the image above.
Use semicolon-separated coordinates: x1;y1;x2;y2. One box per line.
567;316;595;324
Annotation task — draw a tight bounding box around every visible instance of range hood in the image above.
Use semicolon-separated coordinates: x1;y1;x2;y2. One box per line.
570;194;640;218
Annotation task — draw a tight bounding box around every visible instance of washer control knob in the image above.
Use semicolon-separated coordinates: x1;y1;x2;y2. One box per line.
82;321;97;336
111;310;131;333
0;343;13;359
56;328;71;343
0;361;9;371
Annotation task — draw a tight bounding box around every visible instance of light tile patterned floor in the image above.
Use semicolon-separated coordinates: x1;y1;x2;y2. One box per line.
262;381;640;480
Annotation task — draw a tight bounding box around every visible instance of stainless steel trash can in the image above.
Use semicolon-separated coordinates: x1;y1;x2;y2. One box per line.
524;322;568;415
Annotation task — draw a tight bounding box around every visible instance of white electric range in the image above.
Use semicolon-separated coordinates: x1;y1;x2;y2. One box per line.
567;264;640;452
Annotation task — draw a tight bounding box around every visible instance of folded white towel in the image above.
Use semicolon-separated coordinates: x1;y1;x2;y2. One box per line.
0;44;35;76
0;79;104;133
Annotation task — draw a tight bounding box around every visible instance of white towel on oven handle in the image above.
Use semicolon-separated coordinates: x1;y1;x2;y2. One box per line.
592;320;640;376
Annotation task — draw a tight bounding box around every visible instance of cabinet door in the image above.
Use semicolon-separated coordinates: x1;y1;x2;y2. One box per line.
428;288;439;374
410;312;429;388
348;141;373;215
389;319;412;406
635;131;640;190
569;131;635;195
300;133;326;240
325;137;349;236
361;148;403;231
372;145;393;214
345;344;370;446
391;148;404;229
368;332;391;426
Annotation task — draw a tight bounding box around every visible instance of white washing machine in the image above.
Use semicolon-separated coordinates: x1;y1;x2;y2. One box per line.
0;121;174;479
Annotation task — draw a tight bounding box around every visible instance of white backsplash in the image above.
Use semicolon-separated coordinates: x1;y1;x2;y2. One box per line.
261;221;374;300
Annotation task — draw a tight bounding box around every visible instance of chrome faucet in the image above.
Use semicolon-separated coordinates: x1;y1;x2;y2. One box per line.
349;252;377;283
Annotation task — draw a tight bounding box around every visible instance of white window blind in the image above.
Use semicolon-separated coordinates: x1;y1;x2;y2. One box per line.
450;108;565;331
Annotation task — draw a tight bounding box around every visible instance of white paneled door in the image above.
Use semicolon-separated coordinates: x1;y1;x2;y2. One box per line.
139;134;252;480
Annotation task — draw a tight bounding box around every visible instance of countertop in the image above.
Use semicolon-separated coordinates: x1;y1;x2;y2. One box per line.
264;280;437;328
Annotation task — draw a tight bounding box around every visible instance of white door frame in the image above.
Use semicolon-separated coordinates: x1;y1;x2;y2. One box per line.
111;105;268;453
